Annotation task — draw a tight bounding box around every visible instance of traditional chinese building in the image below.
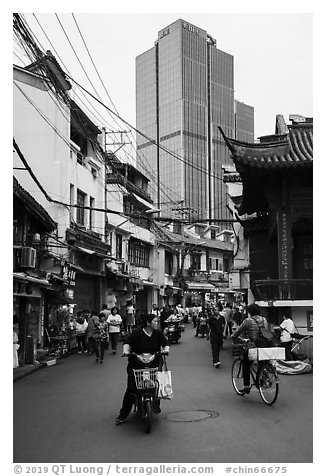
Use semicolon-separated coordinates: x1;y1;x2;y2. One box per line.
220;115;313;336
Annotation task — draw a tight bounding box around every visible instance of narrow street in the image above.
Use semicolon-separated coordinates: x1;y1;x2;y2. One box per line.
13;324;312;464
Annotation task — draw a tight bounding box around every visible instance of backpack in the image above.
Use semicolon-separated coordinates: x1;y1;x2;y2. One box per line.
251;317;275;348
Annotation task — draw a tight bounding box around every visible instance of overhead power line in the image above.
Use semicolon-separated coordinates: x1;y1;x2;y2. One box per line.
13;138;236;224
65;72;226;184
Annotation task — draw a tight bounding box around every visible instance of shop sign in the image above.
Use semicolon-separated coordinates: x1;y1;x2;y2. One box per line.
61;262;76;286
65;288;74;300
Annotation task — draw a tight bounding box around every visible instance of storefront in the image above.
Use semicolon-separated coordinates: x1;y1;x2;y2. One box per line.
13;272;51;365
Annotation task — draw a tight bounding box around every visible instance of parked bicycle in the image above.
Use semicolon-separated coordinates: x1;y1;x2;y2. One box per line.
231;341;280;405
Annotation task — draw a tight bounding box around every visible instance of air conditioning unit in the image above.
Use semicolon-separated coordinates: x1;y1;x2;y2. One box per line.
20;247;36;268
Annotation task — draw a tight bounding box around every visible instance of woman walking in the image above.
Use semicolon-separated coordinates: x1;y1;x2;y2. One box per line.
93;313;108;363
107;306;122;354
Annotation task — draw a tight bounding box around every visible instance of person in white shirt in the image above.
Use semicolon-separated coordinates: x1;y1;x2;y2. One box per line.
107;306;122;354
100;304;111;319
280;316;296;360
125;300;135;333
75;311;88;354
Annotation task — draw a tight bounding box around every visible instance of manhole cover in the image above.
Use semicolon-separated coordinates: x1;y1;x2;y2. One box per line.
164;410;219;422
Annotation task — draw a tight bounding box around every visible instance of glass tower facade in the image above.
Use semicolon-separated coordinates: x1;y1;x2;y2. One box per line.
235;100;255;142
136;19;254;225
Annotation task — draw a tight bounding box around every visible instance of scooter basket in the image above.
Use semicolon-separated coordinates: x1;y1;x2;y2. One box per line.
133;368;158;390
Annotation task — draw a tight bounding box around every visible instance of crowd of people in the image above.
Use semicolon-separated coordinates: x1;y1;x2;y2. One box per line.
13;298;297;371
42;301;251;367
14;299;302;427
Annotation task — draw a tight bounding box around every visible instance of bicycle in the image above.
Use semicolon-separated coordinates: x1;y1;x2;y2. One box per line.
231;341;280;405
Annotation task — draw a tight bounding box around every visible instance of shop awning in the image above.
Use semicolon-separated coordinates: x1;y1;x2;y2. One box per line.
131;193;156;210
142;280;159;288
13;272;51;287
47;293;76;305
76;246;95;254
185;282;217;292
76;246;110;258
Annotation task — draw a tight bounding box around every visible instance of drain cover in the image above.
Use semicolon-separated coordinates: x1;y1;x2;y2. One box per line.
164;410;219;422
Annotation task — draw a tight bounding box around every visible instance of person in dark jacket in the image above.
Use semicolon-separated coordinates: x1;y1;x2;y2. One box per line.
115;314;170;425
93;313;108;363
232;303;268;394
209;311;227;367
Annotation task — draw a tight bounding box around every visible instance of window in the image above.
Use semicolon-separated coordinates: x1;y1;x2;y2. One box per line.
190;253;201;270
89;197;95;230
128;239;150;267
165;251;173;275
211;229;216;240
116;234;123;259
76;189;86;226
223;257;230;272
173;222;182;234
70;184;75;223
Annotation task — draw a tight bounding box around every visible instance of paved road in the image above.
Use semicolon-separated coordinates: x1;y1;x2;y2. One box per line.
13;324;312;463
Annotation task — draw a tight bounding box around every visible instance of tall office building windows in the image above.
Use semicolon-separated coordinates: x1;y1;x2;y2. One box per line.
136;19;254;226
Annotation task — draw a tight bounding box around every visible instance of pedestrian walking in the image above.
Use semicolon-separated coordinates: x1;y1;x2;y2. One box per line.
86;311;99;355
208;311;226;367
222;303;233;337
94;314;108;363
100;303;111;320
13;319;19;369
125;300;135;334
107;306;122;354
75;311;88;354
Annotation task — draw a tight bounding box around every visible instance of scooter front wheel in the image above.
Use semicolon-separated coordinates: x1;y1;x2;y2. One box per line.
144;400;153;434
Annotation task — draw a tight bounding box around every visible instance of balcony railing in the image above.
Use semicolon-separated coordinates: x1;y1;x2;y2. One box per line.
251;279;313;301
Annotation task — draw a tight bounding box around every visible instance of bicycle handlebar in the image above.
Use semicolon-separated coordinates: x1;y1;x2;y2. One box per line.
122;351;169;357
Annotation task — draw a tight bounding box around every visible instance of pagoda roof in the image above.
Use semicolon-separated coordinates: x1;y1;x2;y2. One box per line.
219;122;312;170
219;120;313;216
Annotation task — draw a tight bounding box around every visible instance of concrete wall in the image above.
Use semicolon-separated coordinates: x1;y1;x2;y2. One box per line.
13;67;106;242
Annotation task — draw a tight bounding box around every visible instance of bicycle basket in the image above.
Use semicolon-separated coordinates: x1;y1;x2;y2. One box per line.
133;368;158;390
232;343;247;357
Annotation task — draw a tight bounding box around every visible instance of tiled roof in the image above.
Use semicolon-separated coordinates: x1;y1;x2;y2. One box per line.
152;222;233;251
13;177;57;231
219;122;313;169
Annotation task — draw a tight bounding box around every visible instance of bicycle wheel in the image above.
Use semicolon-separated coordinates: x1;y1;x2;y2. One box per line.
231;359;245;396
257;362;279;405
144;400;153;434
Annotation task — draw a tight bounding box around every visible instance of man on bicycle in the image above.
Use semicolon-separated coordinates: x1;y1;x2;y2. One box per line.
232;303;268;394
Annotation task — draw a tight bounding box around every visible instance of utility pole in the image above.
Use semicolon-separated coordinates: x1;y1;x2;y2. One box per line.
155;41;161;216
104;130;132;154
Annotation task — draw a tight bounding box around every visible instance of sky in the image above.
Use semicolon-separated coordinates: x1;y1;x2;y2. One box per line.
12;10;313;145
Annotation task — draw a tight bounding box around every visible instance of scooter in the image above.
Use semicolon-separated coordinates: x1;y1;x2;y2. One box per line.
166;323;181;344
123;352;166;433
198;317;208;338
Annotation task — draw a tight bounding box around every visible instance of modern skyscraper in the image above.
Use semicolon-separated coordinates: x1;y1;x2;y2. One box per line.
136;18;254;225
235;100;255;142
